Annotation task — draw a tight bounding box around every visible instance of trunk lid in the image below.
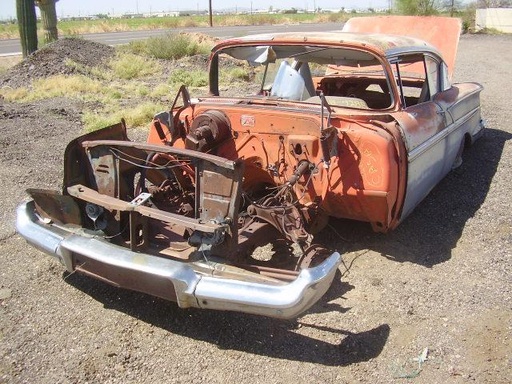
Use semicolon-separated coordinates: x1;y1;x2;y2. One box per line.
343;16;462;79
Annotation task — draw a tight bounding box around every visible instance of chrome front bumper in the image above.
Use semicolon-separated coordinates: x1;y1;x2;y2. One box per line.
16;201;341;319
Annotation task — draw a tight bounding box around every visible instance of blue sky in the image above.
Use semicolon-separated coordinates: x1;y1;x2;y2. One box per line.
1;1;391;20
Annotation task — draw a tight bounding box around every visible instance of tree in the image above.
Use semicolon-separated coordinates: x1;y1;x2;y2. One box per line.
35;0;59;43
477;0;512;7
16;0;38;57
440;0;463;16
395;0;440;15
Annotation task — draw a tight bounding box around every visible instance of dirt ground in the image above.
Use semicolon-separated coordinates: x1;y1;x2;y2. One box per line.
0;39;115;89
0;33;511;383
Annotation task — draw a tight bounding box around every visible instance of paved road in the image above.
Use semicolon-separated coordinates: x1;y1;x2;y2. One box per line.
0;22;342;56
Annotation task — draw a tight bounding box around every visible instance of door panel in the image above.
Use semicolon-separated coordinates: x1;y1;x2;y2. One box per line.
393;101;450;220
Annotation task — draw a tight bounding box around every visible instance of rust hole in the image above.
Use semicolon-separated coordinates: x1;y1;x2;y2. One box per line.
135;224;144;245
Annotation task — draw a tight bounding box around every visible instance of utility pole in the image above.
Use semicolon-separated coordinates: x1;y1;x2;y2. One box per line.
209;0;213;27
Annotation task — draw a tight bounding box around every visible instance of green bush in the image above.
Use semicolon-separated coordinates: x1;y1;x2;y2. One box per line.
220;67;252;84
169;68;208;87
83;102;166;131
110;53;162;79
124;33;210;60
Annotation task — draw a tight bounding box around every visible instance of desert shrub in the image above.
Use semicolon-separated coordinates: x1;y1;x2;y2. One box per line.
123;40;146;56
150;83;172;98
169;68;208;87
122;102;167;126
0;87;29;101
82;112;119;132
83;101;166;131
314;12;348;23
124;33;210;60
107;89;122;99
137;86;150;97
220;67;252;83
181;17;205;28
1;75;103;101
110;53;162;79
250;14;277;25
160;18;182;29
220;15;247;26
64;58;113;80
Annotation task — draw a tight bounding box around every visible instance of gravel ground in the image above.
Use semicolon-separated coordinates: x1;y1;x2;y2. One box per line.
0;33;511;384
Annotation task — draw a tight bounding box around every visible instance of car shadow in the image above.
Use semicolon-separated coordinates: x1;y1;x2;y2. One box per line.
64;271;389;367
319;127;511;268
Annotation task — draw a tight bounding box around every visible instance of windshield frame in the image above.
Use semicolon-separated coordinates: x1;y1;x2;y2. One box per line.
208;41;399;112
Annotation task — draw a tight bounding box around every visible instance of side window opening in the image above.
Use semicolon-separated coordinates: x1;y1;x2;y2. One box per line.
440;62;451;91
425;56;440;98
394;54;440;108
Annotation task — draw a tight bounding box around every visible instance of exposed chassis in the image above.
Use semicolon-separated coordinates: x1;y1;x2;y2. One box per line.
16;124;341;318
16;201;340;319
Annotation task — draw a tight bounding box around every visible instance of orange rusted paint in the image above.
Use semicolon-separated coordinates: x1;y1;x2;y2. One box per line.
143;19;482;233
147;100;404;232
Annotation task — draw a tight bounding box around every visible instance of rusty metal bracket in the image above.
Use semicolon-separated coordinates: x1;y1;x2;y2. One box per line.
246;203;310;244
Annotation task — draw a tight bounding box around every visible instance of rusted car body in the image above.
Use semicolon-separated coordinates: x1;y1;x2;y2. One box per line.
16;17;484;318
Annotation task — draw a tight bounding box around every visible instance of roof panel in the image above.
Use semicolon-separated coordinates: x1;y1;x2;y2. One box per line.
218;31;437;58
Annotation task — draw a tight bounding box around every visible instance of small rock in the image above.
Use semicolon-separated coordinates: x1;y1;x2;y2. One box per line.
0;288;12;300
